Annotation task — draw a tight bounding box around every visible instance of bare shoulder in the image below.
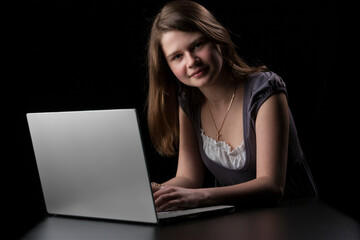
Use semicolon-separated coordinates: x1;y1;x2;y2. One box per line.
255;92;289;148
256;92;289;123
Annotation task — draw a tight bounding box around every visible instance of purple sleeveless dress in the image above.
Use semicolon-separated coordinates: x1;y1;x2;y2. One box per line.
178;71;318;198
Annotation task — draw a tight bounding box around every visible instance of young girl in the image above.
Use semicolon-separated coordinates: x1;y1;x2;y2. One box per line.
147;0;317;212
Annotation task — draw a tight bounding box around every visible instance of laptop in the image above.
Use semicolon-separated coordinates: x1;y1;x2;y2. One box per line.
26;109;234;224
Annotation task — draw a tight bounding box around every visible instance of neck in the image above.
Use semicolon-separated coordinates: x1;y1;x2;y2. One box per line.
199;77;236;109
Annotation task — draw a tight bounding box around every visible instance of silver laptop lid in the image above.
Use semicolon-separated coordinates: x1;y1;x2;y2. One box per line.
27;109;158;223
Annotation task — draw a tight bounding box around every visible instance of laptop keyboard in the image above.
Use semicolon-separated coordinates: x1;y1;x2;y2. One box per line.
157;205;234;220
157;210;184;216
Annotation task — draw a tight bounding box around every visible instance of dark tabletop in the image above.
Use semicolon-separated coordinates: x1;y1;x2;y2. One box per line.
21;198;360;240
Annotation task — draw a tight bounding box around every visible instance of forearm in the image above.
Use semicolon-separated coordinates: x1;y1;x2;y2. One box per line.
162;175;202;188
200;177;284;206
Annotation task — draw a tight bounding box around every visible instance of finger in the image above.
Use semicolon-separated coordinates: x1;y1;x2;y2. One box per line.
154;189;176;206
151;185;161;193
151;182;164;193
154;190;182;211
156;199;183;212
153;185;170;200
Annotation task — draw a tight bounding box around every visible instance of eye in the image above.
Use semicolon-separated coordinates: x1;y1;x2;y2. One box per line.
173;54;183;60
194;41;204;50
194;42;202;49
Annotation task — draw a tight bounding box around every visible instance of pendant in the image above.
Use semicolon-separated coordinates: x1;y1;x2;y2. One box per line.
216;131;221;141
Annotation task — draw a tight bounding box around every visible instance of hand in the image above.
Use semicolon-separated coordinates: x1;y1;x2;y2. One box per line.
151;182;164;193
153;185;207;212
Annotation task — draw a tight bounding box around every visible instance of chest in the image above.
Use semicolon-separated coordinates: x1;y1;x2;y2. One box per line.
200;97;244;150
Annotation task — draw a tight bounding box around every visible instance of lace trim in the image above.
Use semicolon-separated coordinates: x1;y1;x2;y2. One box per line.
200;129;246;170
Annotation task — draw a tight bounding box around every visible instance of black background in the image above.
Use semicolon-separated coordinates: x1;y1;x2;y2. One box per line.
7;0;355;238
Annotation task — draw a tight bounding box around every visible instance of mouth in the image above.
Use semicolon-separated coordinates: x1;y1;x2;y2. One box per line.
189;67;208;78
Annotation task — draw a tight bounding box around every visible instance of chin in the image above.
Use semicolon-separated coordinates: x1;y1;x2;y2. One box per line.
188;80;208;88
195;76;218;88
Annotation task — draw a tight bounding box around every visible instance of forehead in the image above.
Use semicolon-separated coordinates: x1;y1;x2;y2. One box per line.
161;31;204;55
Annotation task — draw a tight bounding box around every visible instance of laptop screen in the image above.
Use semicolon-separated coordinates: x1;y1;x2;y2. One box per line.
27;109;158;223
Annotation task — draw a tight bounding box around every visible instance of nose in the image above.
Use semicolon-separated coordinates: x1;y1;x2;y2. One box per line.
185;52;200;68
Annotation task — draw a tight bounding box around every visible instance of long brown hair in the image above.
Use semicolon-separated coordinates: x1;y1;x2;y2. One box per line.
147;0;267;156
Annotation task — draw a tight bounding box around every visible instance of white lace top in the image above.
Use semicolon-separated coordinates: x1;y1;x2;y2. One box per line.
200;129;246;170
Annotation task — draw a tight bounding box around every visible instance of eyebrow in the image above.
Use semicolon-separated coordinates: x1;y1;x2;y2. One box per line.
165;36;207;60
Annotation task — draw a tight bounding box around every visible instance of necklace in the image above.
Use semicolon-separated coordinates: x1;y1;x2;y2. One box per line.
207;89;236;141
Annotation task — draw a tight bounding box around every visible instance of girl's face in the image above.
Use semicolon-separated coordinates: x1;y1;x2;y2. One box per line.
161;31;223;89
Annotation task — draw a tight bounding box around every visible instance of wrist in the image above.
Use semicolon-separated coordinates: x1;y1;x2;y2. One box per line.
199;188;215;206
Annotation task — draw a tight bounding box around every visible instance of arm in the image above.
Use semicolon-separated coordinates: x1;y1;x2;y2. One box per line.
202;92;289;205
154;106;205;190
154;93;289;211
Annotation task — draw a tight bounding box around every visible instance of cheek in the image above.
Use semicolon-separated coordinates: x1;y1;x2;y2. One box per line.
169;64;186;80
209;49;223;70
200;46;223;70
214;54;223;72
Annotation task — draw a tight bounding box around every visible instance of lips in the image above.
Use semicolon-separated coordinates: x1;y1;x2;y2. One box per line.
189;67;208;78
